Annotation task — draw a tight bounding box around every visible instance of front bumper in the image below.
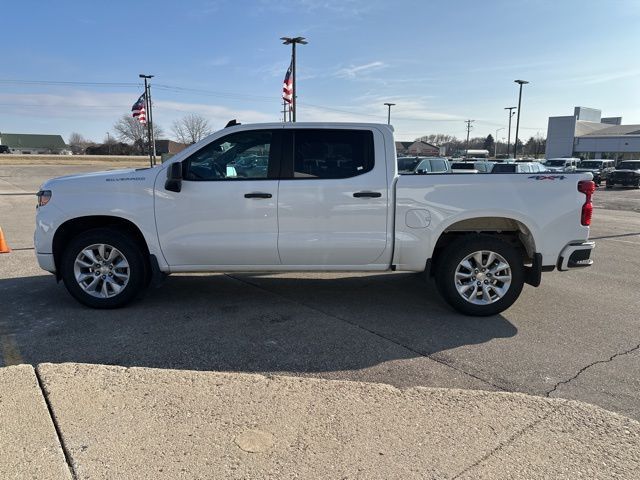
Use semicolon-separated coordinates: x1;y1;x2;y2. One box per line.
608;174;640;185
36;252;56;273
557;241;595;271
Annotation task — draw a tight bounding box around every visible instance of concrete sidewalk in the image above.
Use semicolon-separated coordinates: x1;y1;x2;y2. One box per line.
1;363;639;479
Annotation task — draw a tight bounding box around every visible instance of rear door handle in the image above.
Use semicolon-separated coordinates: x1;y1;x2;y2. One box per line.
353;191;382;198
244;192;272;199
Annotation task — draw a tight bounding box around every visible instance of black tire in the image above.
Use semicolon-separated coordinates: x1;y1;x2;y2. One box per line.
435;235;525;316
606;184;613;189
60;228;147;308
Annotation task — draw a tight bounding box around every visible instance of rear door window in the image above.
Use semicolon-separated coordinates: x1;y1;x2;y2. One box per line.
288;129;374;179
431;159;448;172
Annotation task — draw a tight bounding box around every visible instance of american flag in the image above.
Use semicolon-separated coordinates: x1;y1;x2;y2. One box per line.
282;61;293;104
131;93;147;124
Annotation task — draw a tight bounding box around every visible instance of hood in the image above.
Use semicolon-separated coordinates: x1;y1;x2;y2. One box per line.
40;167;154;191
576;168;600;173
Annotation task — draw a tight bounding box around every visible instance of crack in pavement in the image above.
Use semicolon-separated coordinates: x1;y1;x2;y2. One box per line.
34;366;78;480
225;274;506;392
451;406;559;479
590;232;640;240
546;343;640;397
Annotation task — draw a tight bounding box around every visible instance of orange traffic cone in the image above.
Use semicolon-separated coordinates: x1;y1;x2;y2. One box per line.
0;227;11;253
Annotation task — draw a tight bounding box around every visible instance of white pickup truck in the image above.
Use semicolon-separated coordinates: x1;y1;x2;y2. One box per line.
35;122;595;316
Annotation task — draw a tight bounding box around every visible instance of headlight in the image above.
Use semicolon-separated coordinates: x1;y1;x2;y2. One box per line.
36;190;52;207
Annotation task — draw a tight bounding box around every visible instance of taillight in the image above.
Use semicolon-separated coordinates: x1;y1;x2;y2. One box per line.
578;180;595;226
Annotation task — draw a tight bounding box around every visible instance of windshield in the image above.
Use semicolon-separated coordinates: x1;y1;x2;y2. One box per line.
546;160;567;166
451;163;476;170
617;162;640;170
579;161;603;169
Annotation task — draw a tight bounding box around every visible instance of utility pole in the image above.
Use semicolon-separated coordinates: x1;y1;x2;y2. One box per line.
504;106;516;158
513;80;529;158
106;132;111;155
495;127;504;157
139;74;155;166
384;102;395;125
281;36;307;122
465;120;474;155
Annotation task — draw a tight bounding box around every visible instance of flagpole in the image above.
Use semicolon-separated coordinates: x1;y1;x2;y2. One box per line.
147;81;157;165
281;37;307;123
139;74;154;167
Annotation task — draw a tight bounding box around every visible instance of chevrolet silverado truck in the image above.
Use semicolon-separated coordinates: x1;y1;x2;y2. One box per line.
34;122;596;316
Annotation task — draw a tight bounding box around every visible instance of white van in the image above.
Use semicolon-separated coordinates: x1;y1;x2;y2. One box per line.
544;158;580;172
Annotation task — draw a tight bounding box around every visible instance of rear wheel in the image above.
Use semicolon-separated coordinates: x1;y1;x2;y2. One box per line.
60;228;147;308
435;235;524;316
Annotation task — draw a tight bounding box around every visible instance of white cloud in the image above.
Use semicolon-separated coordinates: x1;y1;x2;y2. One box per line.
335;61;387;79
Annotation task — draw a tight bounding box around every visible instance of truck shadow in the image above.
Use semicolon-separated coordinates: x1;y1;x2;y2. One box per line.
1;272;517;387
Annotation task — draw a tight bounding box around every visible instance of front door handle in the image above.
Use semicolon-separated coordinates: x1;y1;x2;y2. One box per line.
244;192;272;199
353;191;382;198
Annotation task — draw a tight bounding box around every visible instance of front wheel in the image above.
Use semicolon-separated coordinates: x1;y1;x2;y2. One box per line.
435;235;525;316
60;228;147;308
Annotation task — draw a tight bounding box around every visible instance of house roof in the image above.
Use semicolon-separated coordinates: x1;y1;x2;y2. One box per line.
0;133;67;149
395;141;413;149
407;140;439;149
579;124;640;136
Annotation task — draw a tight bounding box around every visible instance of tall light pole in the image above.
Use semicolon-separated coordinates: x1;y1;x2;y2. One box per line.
281;36;307;122
513;80;529;158
504;106;516;158
495;127;504;157
106;131;111;155
384;102;395;125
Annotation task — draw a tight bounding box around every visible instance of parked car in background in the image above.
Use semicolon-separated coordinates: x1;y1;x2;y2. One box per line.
397;156;422;174
414;157;451;174
606;160;640;188
0;145;10;154
492;162;547;173
576;160;615;186
451;161;495;173
544;158;579;172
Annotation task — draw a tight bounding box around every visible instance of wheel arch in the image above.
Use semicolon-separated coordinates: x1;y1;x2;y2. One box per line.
52;216;150;278
428;216;536;277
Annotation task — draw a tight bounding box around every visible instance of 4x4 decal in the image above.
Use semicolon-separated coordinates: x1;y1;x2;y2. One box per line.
528;175;567;180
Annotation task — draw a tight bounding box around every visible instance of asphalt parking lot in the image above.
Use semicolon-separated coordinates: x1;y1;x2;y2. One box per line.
1;164;639;420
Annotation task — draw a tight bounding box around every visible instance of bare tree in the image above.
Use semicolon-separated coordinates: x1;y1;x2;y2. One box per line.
172;113;212;145
113;115;164;154
68;132;93;154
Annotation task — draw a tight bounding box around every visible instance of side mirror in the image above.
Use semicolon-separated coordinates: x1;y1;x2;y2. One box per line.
165;162;183;192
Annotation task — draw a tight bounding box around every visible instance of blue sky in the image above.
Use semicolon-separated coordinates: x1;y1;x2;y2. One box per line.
1;0;639;143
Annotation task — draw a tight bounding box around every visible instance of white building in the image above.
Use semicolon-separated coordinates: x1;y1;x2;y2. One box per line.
546;107;640;161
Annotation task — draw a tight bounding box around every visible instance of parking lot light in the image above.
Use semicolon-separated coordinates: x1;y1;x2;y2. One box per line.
513;80;529;158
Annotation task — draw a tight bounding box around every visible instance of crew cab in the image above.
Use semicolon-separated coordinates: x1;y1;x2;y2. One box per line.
34;122;596;316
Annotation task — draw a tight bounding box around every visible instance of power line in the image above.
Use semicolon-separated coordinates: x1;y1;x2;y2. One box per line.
0;79;139;87
0;77;545;129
